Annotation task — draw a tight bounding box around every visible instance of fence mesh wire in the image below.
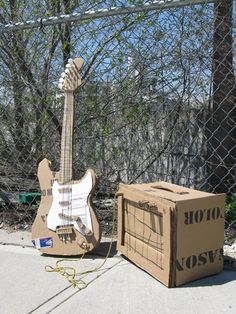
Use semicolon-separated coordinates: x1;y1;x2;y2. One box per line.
0;0;235;232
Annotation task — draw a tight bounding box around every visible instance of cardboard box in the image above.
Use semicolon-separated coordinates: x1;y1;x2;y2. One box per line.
116;181;225;287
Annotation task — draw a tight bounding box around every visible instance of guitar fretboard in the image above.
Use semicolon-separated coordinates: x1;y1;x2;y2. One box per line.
60;91;74;183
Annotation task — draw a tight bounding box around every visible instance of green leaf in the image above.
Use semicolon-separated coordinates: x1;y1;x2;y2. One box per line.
225;194;236;223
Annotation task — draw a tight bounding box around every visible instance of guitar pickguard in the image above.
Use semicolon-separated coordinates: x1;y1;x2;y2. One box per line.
47;171;93;234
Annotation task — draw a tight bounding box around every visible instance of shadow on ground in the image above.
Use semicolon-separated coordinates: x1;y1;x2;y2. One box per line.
180;270;236;288
90;240;117;258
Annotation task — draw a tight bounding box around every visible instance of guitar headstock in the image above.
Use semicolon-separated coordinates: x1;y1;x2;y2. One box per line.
58;58;84;92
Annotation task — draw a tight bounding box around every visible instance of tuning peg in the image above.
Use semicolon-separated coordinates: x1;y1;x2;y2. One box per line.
61;72;66;78
68;58;73;64
58;83;63;90
59;77;64;83
65;68;70;74
66;63;71;69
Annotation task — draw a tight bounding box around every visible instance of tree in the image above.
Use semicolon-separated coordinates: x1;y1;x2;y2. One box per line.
208;0;236;193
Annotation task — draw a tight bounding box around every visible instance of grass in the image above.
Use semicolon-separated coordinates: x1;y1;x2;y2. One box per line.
225;194;236;224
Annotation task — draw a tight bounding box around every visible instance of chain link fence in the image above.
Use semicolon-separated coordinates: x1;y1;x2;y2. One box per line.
0;0;235;232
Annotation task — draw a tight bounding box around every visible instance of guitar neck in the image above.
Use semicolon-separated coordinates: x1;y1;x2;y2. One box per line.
59;91;74;184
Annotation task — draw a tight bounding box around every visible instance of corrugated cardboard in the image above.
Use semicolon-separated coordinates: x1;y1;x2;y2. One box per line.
117;181;225;287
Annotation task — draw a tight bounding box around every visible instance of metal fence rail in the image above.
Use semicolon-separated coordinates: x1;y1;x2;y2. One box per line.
0;1;216;32
0;0;235;229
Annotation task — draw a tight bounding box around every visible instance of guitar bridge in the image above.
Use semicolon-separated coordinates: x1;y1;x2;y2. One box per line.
56;226;73;235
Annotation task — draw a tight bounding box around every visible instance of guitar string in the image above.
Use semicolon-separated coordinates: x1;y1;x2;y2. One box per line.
63;90;71;251
63;90;67;253
68;91;73;240
64;64;75;252
70;67;76;234
68;79;74;246
69;90;73;234
61;62;86;256
67;91;70;230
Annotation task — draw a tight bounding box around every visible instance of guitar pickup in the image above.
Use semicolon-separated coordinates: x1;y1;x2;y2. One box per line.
59;201;71;206
58;188;72;193
59;213;80;221
56;226;73;235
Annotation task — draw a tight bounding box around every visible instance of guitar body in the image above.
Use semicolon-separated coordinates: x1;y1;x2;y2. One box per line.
32;158;101;255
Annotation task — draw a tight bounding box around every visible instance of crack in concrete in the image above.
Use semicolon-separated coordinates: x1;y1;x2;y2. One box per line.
0;241;34;249
27;285;72;314
27;258;122;314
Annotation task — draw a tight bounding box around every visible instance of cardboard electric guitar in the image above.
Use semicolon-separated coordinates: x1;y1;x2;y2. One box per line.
32;58;101;255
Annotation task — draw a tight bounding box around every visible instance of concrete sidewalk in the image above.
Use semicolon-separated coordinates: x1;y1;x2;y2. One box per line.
0;229;236;314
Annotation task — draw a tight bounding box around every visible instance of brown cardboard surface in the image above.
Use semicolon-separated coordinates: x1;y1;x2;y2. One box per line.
124;233;169;285
175;194;225;286
117;192;172;287
124;232;164;269
117;181;225;287
32;159;101;255
124;200;163;251
133;181;213;202
118;183;175;213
